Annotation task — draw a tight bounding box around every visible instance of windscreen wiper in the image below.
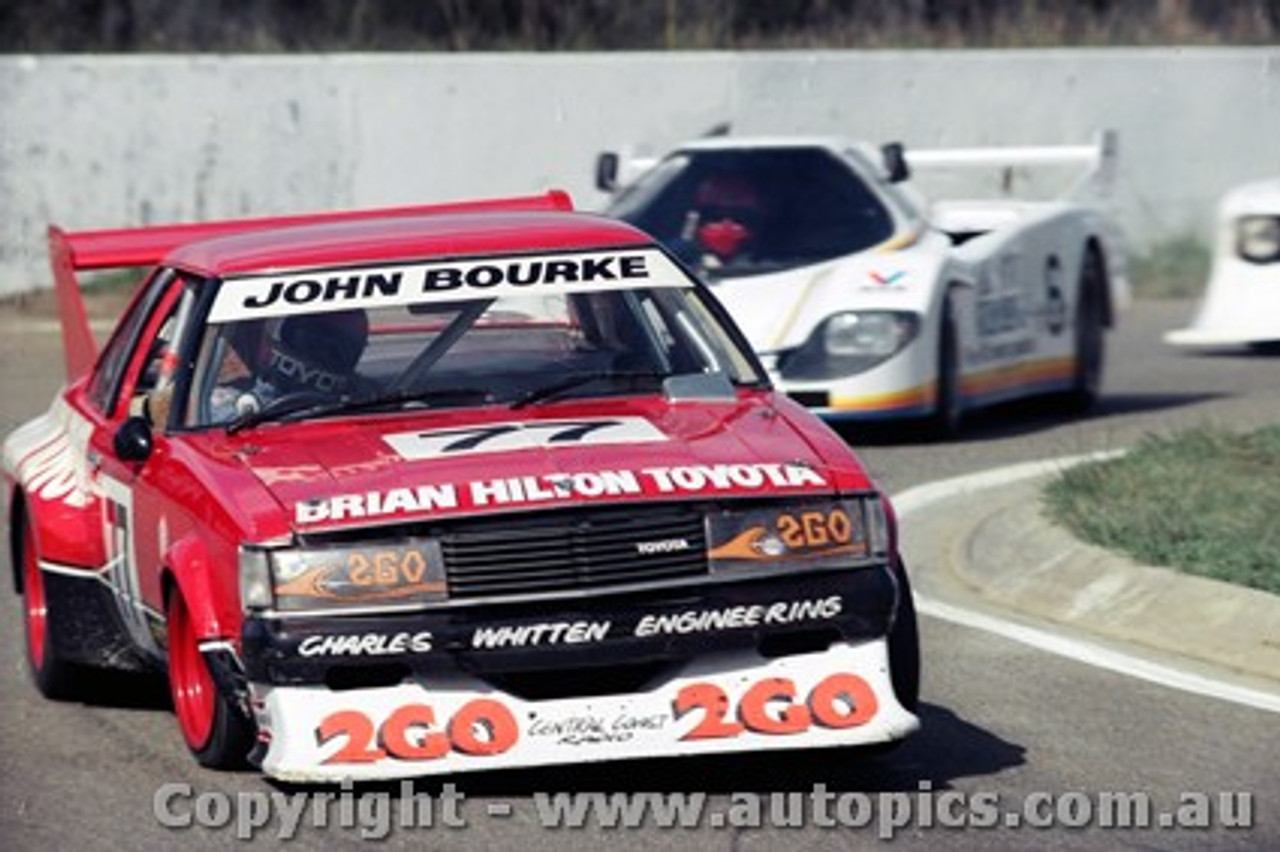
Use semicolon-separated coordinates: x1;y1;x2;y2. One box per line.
226;392;348;435
509;371;667;409
226;387;495;433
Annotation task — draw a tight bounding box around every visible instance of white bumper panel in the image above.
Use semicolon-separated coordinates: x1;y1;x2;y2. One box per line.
252;639;918;783
1165;258;1280;347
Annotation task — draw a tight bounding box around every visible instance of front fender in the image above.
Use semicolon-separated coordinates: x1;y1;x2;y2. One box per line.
163;534;238;644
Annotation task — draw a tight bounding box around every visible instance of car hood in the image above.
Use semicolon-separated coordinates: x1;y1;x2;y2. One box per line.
705;248;945;353
230;394;872;533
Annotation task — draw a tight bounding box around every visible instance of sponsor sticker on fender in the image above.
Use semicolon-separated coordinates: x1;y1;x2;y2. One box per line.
252;641;918;782
208;248;691;322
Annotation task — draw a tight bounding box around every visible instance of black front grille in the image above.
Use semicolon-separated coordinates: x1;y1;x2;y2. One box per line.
441;505;708;599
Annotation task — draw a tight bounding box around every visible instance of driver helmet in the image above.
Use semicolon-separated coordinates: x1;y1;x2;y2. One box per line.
264;309;369;394
693;173;764;261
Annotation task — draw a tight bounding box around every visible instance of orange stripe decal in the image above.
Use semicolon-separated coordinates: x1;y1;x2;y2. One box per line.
828;383;934;412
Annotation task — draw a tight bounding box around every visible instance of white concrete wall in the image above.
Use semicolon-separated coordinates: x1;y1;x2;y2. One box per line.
3;48;1279;297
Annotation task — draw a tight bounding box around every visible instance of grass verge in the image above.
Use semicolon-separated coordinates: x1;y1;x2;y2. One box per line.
1044;426;1280;595
1127;234;1211;300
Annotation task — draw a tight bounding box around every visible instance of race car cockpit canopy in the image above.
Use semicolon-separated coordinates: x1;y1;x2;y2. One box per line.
605;147;896;278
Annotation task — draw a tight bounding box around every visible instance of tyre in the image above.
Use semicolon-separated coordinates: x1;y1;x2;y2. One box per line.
167;591;253;769
924;292;963;439
19;513;80;700
854;560;921;759
1063;247;1107;413
887;561;920;714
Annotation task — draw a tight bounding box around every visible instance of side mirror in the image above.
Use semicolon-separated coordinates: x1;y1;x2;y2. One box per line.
113;416;154;463
595;152;620;193
881;142;910;183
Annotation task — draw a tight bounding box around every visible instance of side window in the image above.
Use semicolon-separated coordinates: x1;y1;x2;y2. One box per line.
120;278;201;430
86;268;176;415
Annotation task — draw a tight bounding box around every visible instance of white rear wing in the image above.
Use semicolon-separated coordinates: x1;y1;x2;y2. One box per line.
903;129;1118;204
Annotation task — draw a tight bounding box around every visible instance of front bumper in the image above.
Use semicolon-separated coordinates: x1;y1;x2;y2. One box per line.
251;638;919;782
763;341;937;421
783;386;935;420
1164;259;1280;348
240;564;911;780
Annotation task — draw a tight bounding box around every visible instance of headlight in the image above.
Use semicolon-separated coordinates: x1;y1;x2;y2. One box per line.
824;312;917;357
779;312;920;380
266;539;447;613
239;546;274;610
1236;215;1280;263
707;496;888;574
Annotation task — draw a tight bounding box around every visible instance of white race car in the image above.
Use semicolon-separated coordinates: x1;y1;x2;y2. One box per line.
1165;179;1280;350
596;131;1130;436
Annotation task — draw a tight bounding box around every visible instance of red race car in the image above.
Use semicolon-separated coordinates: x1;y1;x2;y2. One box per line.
3;191;919;782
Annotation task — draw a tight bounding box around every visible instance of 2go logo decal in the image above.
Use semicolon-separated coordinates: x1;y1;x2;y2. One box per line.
776;507;855;550
316;699;519;765
312;671;880;765
673;672;878;739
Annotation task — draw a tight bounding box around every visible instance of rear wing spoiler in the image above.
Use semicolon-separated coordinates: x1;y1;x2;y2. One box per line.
899;129;1118;202
596;151;660;194
47;190;574;380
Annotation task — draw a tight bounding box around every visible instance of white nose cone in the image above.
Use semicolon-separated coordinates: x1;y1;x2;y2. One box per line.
1165;179;1280;349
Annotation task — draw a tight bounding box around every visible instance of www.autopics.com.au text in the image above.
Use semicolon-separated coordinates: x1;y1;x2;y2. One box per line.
153;780;1254;841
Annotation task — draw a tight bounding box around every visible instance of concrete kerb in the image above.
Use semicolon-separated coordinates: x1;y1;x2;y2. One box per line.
894;453;1280;694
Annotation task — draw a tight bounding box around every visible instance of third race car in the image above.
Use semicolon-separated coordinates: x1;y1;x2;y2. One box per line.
1165;177;1280;351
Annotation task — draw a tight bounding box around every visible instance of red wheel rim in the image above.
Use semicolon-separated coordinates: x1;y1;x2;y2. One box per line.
168;596;215;750
22;521;47;672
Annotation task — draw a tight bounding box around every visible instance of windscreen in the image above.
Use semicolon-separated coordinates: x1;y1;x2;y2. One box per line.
182;249;762;428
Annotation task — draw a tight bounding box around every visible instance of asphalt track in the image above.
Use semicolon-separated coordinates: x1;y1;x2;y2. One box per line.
0;295;1276;851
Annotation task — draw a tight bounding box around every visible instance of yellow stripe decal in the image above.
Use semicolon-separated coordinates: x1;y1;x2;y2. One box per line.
875;223;924;253
770;266;834;350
